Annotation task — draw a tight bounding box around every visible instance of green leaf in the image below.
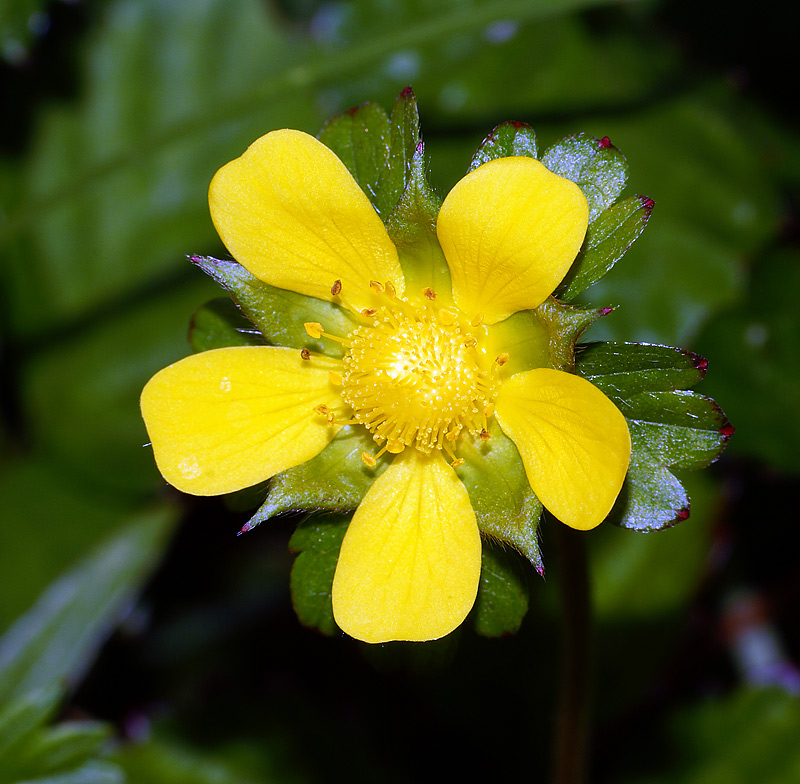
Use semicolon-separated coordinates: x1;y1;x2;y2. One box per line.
243;427;389;531
386;144;451;297
0;687;60;763
192;256;355;358
575;341;708;398
12;760;124;784
317;88;421;219
557;194;654;301
472;544;529;637
468;121;538;171
575;343;729;531
0;508;176;703
621;390;730;472
188;297;266;352
318;102;394;214
456;422;544;573
288;514;350;636
5;722;113;783
541;132;628;221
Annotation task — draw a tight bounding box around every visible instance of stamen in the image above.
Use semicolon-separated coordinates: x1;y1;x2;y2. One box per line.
479;428;491;442
422;287;436;301
328;371;343;386
370;280;384;294
304;322;323;339
471;313;484;327
451;458;464;468
300;348;311;360
331;279;342;296
361;452;376;467
495;353;509;366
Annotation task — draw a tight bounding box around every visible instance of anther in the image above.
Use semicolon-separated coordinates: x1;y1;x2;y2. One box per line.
464;336;477;348
451;458;464;468
328;371;343;386
369;280;384;293
331;279;342;296
422;287;436;301
304;322;323;339
362;308;377;318
471;313;484;326
440;309;457;325
479;428;491;442
384;281;396;298
483;403;495;417
386;440;405;454
361;452;377;467
495;353;509;366
300;348;311;360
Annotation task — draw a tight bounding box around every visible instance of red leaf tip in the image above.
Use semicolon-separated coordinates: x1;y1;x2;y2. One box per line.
642;197;656;211
720;423;736;438
599;136;612;149
400;85;415;98
599;306;615;316
676;507;690;521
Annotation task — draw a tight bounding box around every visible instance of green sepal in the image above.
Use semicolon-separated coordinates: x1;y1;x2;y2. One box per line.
456;421;544;574
575;341;708;398
288;513;350;636
575;342;731;531
0;686;61;762
557;194;654;302
317;87;420;218
468;121;538;171
241;427;389;531
191;255;354;358
472;542;529;637
386;143;451;297
541;133;629;221
487;299;607;377
188;297;266;352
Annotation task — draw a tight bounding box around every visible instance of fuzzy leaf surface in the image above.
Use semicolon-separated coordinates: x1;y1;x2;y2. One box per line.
541;132;628;221
472;544;529;637
289;514;350;636
469;121;538;170
557;194;654;301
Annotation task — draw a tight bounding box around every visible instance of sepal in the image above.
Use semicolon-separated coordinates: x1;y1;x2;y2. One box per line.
456;421;544;574
244;427;390;530
191;255;354;357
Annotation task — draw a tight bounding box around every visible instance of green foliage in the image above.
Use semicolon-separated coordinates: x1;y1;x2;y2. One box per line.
472;544;529;637
188;298;266;353
541;133;628;221
0;0;48;63
469;121;538;170
577;342;729;531
0;509;176;702
288;515;350;636
191;256;354;358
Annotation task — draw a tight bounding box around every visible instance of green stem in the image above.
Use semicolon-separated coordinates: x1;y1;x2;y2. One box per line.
551;522;592;784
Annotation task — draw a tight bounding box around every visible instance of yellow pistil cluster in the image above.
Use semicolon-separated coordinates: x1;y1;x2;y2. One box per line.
306;281;501;466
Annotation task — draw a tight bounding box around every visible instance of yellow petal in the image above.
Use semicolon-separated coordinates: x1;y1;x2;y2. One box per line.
437;157;589;324
332;450;481;643
209;129;404;309
495;368;630;530
140;346;341;495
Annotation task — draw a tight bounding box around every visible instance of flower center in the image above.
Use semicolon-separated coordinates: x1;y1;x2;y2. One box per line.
338;285;498;462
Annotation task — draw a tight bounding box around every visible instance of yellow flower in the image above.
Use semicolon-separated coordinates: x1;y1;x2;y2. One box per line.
140;130;631;644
